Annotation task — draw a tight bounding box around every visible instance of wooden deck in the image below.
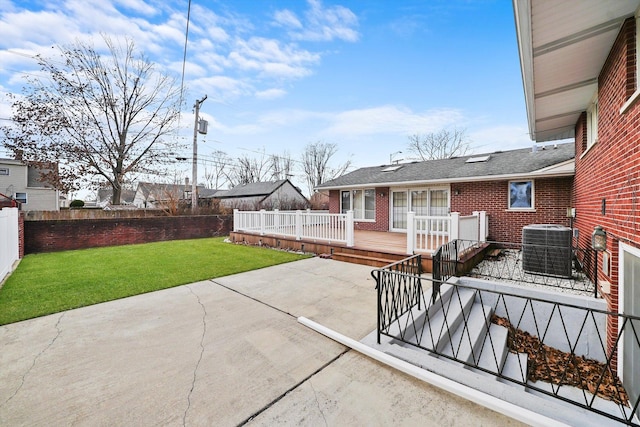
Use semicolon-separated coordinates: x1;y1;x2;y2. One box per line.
229;229;444;272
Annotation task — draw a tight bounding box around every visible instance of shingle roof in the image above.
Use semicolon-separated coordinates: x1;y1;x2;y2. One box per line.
219;180;287;198
317;143;575;189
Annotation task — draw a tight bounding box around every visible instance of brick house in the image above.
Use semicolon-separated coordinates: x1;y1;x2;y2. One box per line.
514;1;640;401
317;144;574;243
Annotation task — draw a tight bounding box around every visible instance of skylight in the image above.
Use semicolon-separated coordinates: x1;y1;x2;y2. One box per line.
466;155;490;163
381;165;403;172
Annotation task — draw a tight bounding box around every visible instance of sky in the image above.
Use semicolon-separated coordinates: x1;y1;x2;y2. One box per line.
0;0;534;195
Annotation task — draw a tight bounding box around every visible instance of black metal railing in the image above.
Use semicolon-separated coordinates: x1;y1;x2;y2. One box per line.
372;258;640;425
371;254;422;345
438;239;596;296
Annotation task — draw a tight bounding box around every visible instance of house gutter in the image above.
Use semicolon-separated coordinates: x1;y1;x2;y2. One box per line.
513;0;536;141
298;316;569;427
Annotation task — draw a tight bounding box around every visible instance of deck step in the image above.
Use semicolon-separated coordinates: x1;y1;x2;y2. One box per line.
332;251;403;268
441;303;493;364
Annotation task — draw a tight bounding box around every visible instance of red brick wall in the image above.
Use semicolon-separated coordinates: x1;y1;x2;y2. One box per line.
24;215;232;254
573;17;640;323
451;177;574;242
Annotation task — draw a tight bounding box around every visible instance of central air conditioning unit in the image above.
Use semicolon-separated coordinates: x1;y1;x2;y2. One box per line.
522;224;573;278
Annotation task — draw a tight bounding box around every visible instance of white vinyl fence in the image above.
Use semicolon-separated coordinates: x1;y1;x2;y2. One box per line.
234;209;355;246
0;207;20;282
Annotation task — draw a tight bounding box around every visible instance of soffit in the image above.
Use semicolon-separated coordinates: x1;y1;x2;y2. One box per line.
515;0;639;142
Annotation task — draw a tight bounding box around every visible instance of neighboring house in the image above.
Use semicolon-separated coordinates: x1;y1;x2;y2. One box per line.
0;158;63;211
316;144;575;243
218;179;308;210
96;187;136;208
132;182;203;209
514;0;640;404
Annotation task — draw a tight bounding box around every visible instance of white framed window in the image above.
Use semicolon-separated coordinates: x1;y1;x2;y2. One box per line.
587;94;598;149
508;180;534;210
341;189;375;220
0;168;8;175
15;192;27;204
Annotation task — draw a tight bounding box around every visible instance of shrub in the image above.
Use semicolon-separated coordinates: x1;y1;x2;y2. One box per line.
69;199;85;208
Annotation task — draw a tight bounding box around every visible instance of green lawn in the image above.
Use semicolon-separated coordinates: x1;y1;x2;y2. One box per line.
0;237;309;325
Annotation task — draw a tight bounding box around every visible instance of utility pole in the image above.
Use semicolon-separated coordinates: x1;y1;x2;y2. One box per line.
192;95;207;213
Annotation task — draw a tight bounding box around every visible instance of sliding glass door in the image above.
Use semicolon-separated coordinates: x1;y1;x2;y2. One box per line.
391;188;449;231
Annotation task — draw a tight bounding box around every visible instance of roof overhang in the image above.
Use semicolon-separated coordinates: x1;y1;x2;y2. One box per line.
514;0;639;142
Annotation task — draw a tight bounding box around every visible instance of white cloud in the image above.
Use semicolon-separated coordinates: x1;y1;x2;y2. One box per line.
229;37;320;79
255;88;287;99
274;0;359;42
469;125;533;153
273;9;302;29
324;105;464;137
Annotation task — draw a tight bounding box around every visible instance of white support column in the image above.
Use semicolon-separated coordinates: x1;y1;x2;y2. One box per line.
346;210;354;247
450;212;460;241
479;211;488;242
295;210;303;240
233;209;239;232
274;209;280;233
406;211;415;254
259;209;266;236
472;211;480;242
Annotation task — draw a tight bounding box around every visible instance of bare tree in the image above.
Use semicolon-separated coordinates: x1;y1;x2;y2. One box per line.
269;150;294;181
407;127;470;161
202;150;230;189
1;35;182;204
301;141;352;196
225;151;271;187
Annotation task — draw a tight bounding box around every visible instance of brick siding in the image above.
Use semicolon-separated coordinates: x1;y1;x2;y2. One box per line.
452;177;574;243
328;178;572;241
572;17;640;358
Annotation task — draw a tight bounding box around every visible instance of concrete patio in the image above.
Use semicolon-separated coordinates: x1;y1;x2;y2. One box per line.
0;258;523;426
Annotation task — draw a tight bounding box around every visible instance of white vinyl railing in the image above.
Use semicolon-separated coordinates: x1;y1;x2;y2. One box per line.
234;209;487;254
407;211;487;254
0;207;20;282
234;209;354;246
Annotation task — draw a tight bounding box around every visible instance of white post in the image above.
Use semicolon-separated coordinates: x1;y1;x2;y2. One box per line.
260;209;266;236
274;209;280;233
346;210;354;247
450;212;460;241
295;210;302;240
479;211;487;242
233;209;239;232
472;211;480;242
406;211;415;254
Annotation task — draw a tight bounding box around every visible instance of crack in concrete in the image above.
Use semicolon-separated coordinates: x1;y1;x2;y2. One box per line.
2;312;65;407
309;380;328;427
182;286;207;427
